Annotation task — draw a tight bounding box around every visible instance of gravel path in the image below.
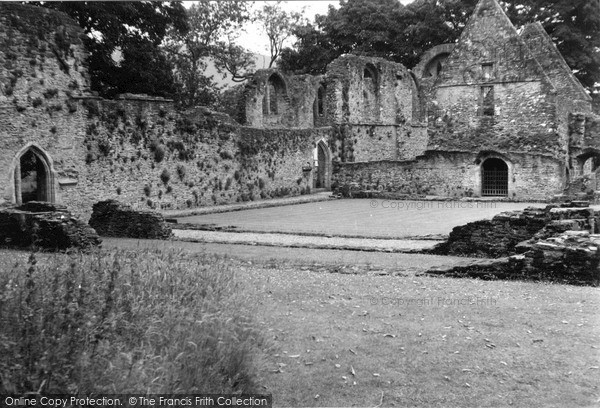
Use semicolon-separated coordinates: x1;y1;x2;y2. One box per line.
173;229;442;252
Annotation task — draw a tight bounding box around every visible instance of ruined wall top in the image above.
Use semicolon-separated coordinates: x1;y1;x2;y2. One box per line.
0;2;92;106
435;0;552;88
325;54;420;125
520;22;591;109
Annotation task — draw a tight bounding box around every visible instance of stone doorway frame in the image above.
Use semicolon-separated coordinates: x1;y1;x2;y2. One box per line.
313;139;332;190
477;152;513;198
11;143;57;205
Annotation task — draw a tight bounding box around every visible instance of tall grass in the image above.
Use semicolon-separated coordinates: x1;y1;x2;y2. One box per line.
0;248;267;394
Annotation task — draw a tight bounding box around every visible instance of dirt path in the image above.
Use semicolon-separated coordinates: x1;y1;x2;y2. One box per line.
172;229;442;252
101;238;482;274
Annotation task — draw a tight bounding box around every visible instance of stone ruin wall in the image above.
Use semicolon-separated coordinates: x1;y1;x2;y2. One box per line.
0;3;322;221
324;56;427;163
333;151;562;200
426;0;563;159
0;3;91;211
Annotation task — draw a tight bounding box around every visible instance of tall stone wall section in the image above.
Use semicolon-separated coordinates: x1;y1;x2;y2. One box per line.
50;96;322;220
426;0;562;159
0;3;91;208
0;3;327;220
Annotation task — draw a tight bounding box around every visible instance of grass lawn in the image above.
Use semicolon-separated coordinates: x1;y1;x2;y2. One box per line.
242;262;600;407
176;199;546;238
1;247;598;406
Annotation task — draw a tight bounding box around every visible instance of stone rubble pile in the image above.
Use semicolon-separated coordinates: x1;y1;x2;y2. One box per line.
431;201;596;257
427;201;600;285
0;201;101;250
89;200;172;239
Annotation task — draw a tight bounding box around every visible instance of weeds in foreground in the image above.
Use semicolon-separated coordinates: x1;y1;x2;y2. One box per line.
0;248;267;394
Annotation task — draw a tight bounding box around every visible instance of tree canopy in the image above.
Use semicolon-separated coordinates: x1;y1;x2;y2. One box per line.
42;2;188;98
280;0;599;94
164;1;255;108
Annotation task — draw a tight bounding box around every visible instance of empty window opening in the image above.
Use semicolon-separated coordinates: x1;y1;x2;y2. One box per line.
481;158;508;197
317;86;325;116
262;74;286;116
481;86;494;116
482;63;494;80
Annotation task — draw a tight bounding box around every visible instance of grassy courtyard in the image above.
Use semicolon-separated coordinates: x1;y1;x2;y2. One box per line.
1;245;598;407
177;199;545;238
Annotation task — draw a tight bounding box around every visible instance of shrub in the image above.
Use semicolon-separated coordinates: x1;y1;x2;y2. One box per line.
32;97;43;108
43;88;59;99
176;164;186;181
219;150;234;160
160;169;171;185
97;138;111;157
153;145;166;162
66;99;77;113
143;184;151;197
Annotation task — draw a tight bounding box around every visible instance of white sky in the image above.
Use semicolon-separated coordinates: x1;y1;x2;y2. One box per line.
183;1;414;62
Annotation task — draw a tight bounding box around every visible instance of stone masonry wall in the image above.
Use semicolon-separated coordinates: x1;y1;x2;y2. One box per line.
333;151;563;200
67;98;324;220
244;69;325;129
0;3;91;208
428;0;561;159
0;3;328;221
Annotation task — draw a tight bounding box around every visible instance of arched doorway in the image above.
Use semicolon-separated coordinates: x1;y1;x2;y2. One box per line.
313;141;332;190
481;158;508;197
13;145;55;204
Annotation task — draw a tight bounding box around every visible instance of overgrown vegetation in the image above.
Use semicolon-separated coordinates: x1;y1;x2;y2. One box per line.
0;249;267;394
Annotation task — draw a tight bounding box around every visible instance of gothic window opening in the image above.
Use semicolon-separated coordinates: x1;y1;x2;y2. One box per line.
482;63;494;80
317;86;325;116
262;74;286;116
363;64;379;120
481;86;494;116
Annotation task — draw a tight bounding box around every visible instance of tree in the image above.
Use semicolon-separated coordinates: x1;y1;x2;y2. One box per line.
502;0;600;94
278;22;340;75
279;0;408;74
280;0;599;94
164;1;255;108
255;2;305;68
41;2;188;98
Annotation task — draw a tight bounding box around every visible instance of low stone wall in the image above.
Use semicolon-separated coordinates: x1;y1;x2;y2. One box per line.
0;201;101;250
431;202;596;257
89;200;172;239
332;151;563;201
427;231;600;286
427;201;600;285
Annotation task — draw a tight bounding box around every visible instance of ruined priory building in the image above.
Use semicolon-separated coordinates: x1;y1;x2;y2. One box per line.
1;0;599;220
244;0;599;200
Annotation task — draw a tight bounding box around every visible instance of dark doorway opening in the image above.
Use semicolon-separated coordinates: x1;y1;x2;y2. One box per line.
315;143;327;189
482;158;508;196
17;148;51;203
